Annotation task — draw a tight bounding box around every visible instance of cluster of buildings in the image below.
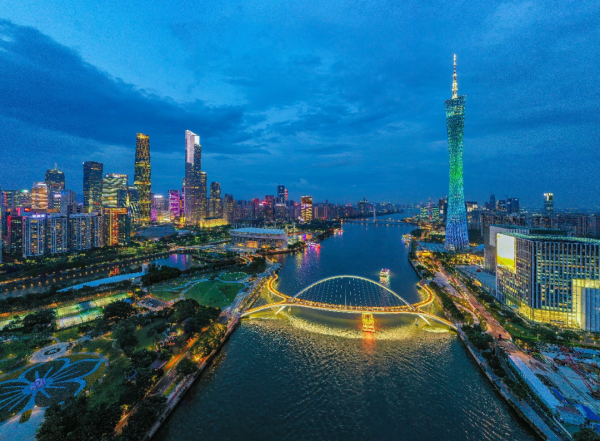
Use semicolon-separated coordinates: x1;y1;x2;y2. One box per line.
475;226;600;333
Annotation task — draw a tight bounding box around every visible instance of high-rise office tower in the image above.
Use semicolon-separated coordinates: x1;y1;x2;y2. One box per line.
134;133;151;223
32;182;49;210
223;194;235;223
444;55;469;252
277;185;288;204
83;161;103;213
199;171;207;219
209;182;222;218
168;190;181;218
301;196;313;222
56;190;77;215
184;130;202;224
45;165;65;209
507;198;520;214
544;193;554;215
127;186;140;222
103;207;131;246
102;173;129;207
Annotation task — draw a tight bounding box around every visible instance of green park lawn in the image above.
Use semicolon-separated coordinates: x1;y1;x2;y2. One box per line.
185;281;244;308
53;327;83;342
219;271;248;282
133;318;165;350
150;288;182;302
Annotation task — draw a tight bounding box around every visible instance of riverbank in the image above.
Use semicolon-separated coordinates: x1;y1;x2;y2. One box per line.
414;254;566;441
143;268;274;440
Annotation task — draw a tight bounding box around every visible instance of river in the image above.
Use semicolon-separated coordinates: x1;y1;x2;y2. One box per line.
155;214;536;441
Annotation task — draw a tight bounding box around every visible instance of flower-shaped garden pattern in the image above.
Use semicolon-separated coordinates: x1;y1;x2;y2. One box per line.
0;357;103;422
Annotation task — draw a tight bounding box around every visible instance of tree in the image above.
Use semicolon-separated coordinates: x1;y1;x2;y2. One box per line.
23;310;55;331
574;428;600;441
103;300;135;322
36;395;121;441
120;396;166;441
129;348;157;370
113;320;138;353
176;357;198;377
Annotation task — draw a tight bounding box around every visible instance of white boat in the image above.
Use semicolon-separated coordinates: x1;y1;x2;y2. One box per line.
380;268;390;277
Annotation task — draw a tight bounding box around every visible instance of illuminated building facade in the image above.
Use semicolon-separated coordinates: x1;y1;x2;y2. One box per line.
102;173;128;207
209;182;222;218
301;196;313;222
45;214;68;254
45;165;65;209
496;233;600;330
200;171;207;220
277;185;288;204
127;186;140;222
168;190;181;218
23;215;46;257
69;213;103;250
223;194;235;223
444;55;469;252
544;193;554;215
103;207;131;246
32;182;49;210
230;227;288;250
134;133;151;223
83;161;103;213
184;130;202;225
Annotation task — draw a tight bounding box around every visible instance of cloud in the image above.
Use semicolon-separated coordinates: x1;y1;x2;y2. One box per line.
0;19;250;151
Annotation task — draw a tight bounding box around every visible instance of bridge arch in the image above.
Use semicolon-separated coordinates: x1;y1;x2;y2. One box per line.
289;275;412;308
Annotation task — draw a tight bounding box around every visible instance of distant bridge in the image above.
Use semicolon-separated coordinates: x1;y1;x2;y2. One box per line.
242;275;455;329
344;220;415;226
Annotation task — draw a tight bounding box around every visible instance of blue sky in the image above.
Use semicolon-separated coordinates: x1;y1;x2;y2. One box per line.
0;1;599;208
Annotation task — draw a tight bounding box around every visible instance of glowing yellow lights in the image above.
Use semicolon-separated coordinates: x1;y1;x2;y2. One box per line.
362;313;375;332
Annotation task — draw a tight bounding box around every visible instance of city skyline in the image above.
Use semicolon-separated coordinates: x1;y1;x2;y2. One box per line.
0;3;599;207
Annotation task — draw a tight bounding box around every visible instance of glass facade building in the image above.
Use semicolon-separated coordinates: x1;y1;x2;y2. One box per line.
497;233;600;330
444;55;469;252
83;161;103;213
134;133;151;223
45;165;65;209
184;130;202;225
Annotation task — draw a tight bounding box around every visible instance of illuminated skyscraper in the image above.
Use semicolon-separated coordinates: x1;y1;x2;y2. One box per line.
168;190;181;218
444;55;469;252
134;133;151;223
199;171;207;219
209;182;222;218
102;173;128;208
277;185;287;204
45;164;65;208
103;207;131;246
544;193;554;215
32;182;49;210
223;194;235;223
184;130;202;225
301;196;313;222
83;161;103;213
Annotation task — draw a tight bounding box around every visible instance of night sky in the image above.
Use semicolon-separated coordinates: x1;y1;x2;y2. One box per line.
0;1;599;208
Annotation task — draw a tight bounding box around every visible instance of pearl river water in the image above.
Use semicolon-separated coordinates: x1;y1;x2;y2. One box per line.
155;214;536;441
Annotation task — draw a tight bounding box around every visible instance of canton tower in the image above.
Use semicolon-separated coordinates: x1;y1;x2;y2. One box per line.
444;55;469;251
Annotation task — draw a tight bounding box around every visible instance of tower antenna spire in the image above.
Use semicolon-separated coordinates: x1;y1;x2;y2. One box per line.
452;54;458;99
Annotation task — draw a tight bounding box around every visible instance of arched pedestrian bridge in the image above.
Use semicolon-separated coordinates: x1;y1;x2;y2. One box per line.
242;275;456;329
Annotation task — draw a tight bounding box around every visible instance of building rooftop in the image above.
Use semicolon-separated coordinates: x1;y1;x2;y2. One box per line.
501;232;600;245
231;227;285;235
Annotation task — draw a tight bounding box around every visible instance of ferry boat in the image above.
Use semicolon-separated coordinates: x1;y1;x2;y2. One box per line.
307;242;321;249
380;268;390;278
402;234;412;242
